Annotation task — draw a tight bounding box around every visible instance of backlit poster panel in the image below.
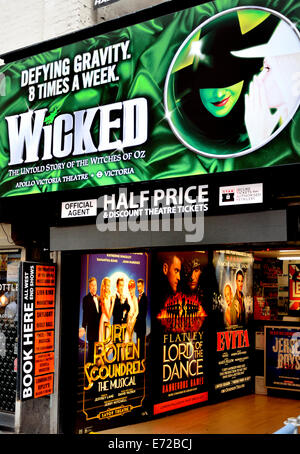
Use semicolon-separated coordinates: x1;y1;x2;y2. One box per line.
76;252;149;434
212;251;253;399
0;1;299;197
151;251;209;415
265;325;300;392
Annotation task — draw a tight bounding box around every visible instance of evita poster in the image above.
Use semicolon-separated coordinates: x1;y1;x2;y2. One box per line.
76;252;150;434
212;251;254;400
151;251;209;416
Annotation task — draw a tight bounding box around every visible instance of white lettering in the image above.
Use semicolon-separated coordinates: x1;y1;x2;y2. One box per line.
6;98;148;165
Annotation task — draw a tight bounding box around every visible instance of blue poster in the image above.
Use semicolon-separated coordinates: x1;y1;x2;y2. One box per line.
265;325;300;392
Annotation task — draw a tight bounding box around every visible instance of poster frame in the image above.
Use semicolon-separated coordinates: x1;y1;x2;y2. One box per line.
212;250;254;400
151;250;209;416
264;324;300;393
75;251;150;434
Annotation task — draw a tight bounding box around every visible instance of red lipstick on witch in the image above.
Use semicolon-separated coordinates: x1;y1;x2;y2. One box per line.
212;96;231;107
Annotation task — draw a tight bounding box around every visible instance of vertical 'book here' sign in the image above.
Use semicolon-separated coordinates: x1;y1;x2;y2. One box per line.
19;262;56;400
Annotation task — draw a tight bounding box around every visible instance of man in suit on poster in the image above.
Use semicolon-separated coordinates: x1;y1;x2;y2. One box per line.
233;270;246;325
135;279;148;354
79;277;101;364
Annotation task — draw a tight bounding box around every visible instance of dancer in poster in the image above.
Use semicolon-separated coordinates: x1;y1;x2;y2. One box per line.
233;270;246;325
112;277;130;325
125;279;139;343
80;277;101;363
135;279;148;354
98;277;115;342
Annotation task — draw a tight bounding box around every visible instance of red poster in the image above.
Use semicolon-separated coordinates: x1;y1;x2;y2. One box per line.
35;330;54;353
35;309;55;331
35;352;55;376
35;287;55;308
289;265;300;311
35;265;56;286
34;374;54;398
254;296;271;320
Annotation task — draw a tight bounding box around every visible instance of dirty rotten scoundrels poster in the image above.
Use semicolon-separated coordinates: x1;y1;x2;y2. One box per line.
76;252;149;433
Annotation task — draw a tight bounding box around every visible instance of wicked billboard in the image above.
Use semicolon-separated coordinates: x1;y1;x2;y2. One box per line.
151;251;209;415
0;0;299;197
76;252;150;434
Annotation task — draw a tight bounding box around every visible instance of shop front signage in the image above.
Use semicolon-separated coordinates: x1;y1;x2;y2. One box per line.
0;0;299;198
18;262;56;400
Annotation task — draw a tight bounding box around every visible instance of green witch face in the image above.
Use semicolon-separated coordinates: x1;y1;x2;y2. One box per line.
199;80;244;117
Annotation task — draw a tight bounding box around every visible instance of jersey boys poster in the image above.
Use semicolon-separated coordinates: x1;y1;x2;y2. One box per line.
212;251;253;399
76;252;149;434
265;325;300;392
0;1;299;197
151;251;209;415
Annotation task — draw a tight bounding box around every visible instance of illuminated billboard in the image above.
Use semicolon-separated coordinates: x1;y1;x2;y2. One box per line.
0;0;299;197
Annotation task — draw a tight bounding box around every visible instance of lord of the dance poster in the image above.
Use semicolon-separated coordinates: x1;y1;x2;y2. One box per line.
151;251;209;415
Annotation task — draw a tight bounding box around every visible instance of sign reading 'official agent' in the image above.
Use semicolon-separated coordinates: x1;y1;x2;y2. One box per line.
61;199;97;218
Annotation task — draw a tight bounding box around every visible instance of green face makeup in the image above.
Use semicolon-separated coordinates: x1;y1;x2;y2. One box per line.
199;81;244;117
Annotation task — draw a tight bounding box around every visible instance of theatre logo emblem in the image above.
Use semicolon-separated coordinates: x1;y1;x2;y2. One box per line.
222;192;235;203
219;183;263;206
